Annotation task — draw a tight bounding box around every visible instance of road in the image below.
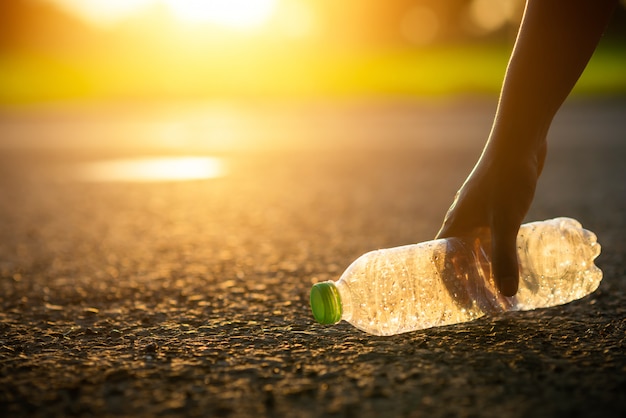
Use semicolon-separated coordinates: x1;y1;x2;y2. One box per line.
0;98;625;417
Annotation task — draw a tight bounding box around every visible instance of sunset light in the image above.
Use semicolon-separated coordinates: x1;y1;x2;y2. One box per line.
163;0;278;29
46;0;279;29
45;0;153;28
3;0;624;105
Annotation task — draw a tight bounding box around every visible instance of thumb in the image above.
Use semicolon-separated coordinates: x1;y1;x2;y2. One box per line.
490;218;520;297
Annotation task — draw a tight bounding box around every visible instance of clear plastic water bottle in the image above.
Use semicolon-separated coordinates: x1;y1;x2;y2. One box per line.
310;217;602;336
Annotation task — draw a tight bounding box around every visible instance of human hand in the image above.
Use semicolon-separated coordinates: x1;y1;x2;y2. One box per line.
436;138;547;296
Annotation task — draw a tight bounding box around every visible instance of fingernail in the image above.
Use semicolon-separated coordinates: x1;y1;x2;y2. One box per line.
498;277;518;297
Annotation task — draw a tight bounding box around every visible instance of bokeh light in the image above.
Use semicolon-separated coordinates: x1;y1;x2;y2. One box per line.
468;0;519;33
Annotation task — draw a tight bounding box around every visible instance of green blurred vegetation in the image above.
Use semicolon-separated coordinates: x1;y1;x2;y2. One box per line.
1;43;624;105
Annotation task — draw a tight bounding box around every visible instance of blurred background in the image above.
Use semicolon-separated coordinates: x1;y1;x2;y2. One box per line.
0;1;625;155
1;0;625;105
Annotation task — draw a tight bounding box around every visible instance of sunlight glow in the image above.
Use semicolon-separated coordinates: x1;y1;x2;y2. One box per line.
45;0;153;28
275;0;316;39
163;0;278;28
46;0;279;30
78;157;227;182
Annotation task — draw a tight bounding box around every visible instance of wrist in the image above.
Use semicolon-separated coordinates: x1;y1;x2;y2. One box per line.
486;120;548;159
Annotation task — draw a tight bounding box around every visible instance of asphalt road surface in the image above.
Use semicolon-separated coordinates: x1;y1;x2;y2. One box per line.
1;98;625;417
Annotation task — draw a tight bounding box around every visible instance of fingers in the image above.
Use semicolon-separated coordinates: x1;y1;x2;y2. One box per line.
435;196;465;239
435;186;484;240
439;198;522;297
488;156;538;296
490;213;520;297
435;157;536;297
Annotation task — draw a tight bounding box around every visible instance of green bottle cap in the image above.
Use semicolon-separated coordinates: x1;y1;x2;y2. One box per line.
310;282;342;325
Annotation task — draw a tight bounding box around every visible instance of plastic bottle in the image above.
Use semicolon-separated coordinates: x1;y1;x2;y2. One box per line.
310;217;602;336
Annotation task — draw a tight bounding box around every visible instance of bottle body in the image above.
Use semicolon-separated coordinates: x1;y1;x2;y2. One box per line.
312;217;602;336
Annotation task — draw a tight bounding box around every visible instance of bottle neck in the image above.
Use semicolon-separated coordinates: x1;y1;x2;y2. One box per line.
335;280;353;322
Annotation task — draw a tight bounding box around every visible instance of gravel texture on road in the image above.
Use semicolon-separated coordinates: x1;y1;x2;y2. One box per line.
1;99;625;417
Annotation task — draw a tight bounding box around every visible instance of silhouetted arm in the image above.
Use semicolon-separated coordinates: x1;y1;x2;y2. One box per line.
436;0;617;296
